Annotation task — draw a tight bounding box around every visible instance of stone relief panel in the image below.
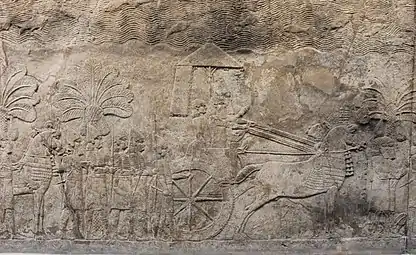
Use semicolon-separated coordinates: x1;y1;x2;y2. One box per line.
0;0;413;252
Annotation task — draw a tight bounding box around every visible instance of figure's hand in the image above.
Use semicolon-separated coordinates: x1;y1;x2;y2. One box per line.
359;142;367;151
313;142;322;151
109;166;118;174
53;163;65;172
236;147;246;154
349;143;366;151
11;162;23;171
27;181;39;191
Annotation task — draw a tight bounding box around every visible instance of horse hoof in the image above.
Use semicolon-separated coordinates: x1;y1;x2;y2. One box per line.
35;233;46;240
233;232;250;240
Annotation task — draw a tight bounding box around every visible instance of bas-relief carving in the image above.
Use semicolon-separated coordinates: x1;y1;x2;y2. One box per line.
0;39;412;243
0;0;413;252
0;44;414;244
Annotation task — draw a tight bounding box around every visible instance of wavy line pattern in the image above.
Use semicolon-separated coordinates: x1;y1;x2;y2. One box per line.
0;0;89;47
0;0;412;55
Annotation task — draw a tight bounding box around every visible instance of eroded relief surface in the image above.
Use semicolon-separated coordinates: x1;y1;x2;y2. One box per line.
0;0;414;251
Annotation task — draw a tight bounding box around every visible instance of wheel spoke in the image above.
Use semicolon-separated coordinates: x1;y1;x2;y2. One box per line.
173;170;224;232
173;197;188;202
174;202;188;216
188;202;192;231
173;180;188;197
188;173;192;230
192;175;212;198
195;195;224;202
192;202;214;221
188;172;193;196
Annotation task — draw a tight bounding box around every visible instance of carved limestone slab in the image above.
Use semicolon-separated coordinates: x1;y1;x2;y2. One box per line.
0;0;414;253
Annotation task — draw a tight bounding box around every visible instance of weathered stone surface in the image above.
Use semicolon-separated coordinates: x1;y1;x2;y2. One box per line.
0;0;415;253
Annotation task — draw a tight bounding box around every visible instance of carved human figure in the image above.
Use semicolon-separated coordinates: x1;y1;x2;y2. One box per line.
126;131;147;240
366;120;408;213
144;144;172;240
207;80;233;148
84;135;109;240
108;133;137;240
58;137;85;239
186;99;210;160
0;125;18;238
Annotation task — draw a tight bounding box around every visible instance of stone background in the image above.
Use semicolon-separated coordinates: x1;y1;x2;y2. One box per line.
0;0;414;253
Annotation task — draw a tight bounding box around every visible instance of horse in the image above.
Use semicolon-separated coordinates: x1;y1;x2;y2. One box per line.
232;124;363;234
15;126;62;237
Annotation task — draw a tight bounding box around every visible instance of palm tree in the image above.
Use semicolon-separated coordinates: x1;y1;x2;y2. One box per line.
0;69;39;140
360;78;416;123
53;71;134;140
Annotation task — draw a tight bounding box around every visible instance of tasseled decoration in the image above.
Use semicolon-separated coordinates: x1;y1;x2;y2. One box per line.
345;150;354;176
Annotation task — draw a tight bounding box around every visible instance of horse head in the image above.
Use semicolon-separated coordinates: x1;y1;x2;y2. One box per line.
319;124;360;153
22;127;62;160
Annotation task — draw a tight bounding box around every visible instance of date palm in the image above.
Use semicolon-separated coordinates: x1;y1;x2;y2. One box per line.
360;78;416;123
53;71;134;140
0;69;39;140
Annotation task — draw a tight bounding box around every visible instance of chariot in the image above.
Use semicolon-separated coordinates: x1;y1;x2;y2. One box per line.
167;117;339;240
166;43;358;240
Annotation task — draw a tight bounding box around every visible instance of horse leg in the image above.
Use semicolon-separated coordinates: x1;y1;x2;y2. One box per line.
236;194;282;235
39;176;53;236
32;185;47;237
32;190;41;236
39;188;47;235
244;181;271;211
58;207;70;239
324;186;338;232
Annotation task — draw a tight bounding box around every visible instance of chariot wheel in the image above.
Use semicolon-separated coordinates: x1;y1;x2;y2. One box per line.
172;167;233;241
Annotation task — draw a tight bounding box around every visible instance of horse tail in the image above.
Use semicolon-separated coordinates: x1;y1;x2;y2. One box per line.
234;163;263;184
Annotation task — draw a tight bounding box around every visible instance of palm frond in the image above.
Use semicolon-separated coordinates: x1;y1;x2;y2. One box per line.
396;111;416;123
397;89;416;106
368;110;388;119
95;77;127;105
1;71;23;105
99;87;134;107
362;87;385;98
362;97;385;106
396;110;416;116
5;95;33;108
102;100;133;118
8;103;37;122
60;107;84;122
55;95;87;106
59;79;87;102
396;101;416;112
93;72;117;104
